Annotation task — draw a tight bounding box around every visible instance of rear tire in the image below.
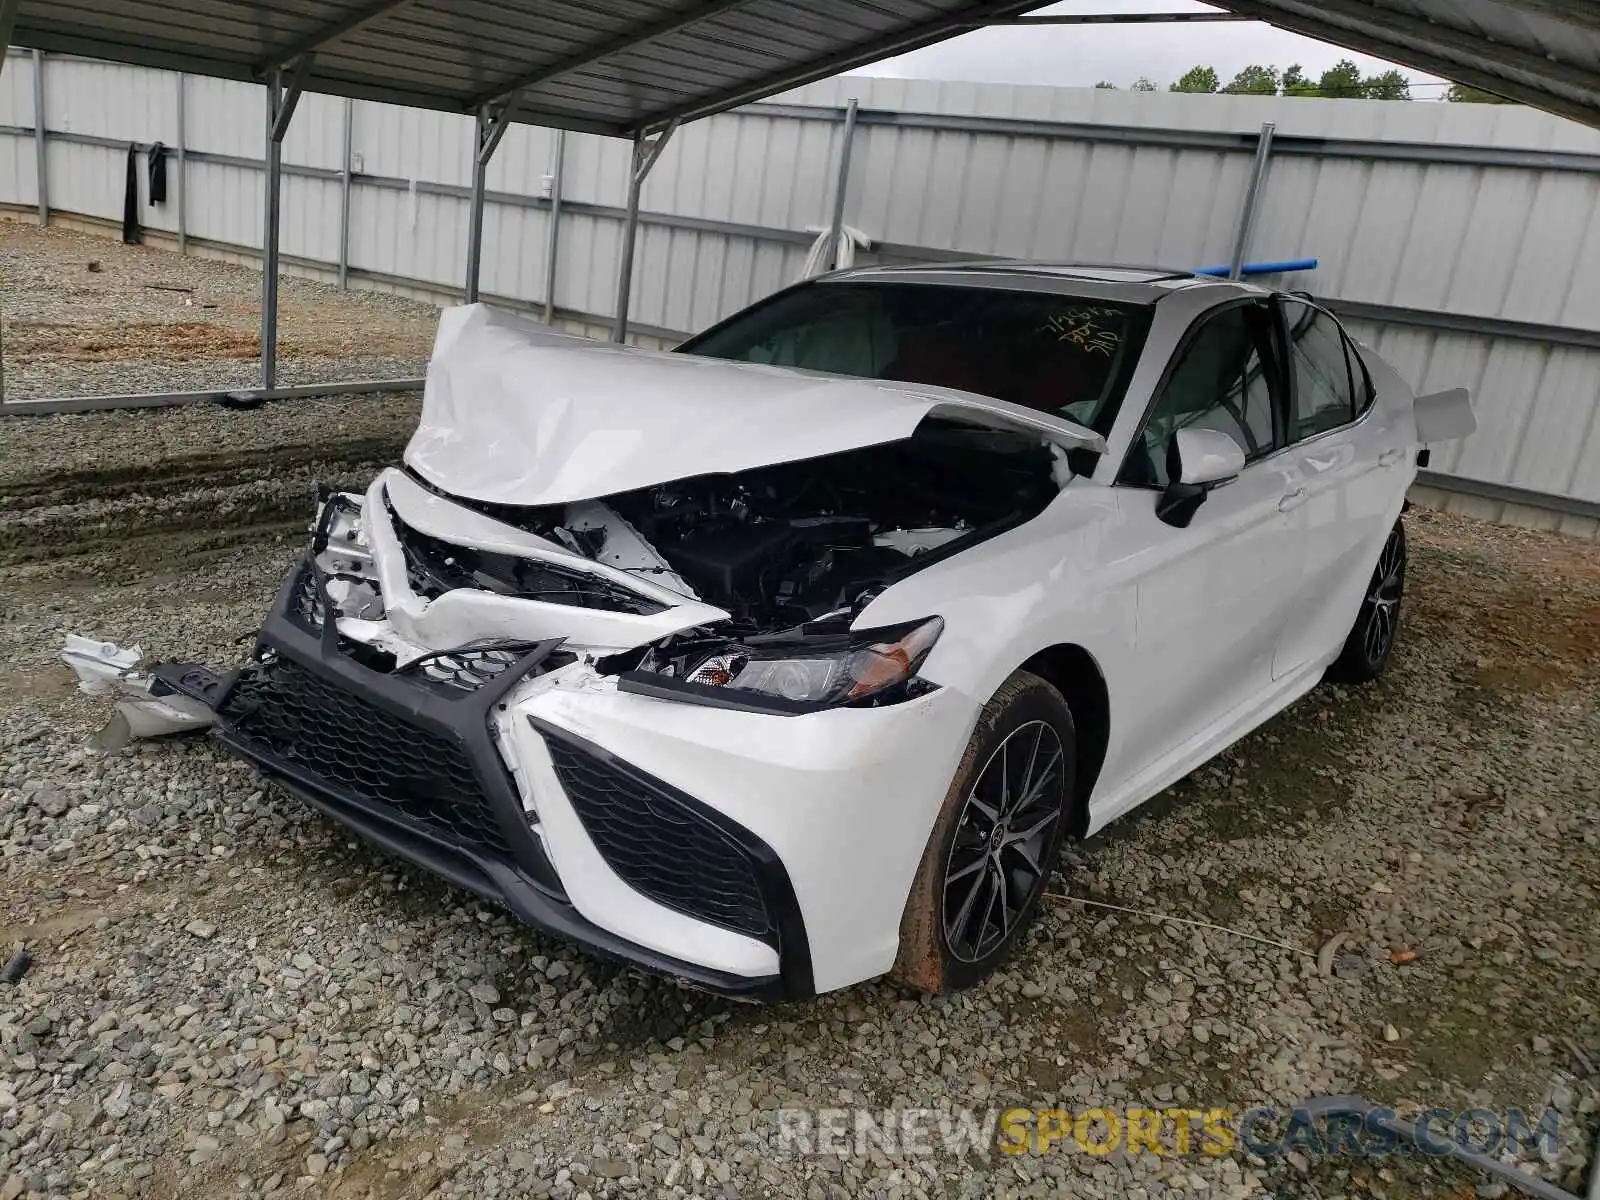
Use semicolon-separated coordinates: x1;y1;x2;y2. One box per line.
891;671;1075;994
1327;519;1406;685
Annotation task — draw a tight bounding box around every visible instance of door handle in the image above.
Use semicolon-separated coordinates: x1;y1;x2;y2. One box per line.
1278;488;1308;512
1378;448;1404;468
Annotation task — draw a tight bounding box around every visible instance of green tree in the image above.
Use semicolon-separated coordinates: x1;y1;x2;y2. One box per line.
1282;64;1318;97
1317;59;1367;99
1094;80;1118;89
1131;76;1158;93
1170;65;1220;94
1363;69;1412;100
1221;64;1281;95
1447;82;1515;104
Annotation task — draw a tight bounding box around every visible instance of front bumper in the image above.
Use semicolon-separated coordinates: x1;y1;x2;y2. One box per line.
206;560;813;998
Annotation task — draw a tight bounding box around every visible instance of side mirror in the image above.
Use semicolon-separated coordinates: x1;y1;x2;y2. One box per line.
1156;428;1246;528
1413;387;1475;443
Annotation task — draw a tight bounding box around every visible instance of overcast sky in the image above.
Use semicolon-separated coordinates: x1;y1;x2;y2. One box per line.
855;0;1448;95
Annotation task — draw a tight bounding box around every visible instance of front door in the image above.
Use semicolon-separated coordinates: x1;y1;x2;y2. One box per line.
1100;299;1305;785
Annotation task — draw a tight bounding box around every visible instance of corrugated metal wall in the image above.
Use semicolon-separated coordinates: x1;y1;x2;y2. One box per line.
3;51;1599;532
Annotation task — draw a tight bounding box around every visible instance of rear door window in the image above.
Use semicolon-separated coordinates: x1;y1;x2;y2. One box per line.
1281;299;1359;441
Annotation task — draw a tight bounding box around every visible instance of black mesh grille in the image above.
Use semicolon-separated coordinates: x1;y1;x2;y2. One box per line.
398;643;544;695
543;736;770;939
219;656;513;858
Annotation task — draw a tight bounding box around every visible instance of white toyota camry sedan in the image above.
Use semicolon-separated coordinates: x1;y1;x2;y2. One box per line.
168;264;1475;998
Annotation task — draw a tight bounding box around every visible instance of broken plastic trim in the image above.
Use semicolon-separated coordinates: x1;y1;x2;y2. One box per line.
390;502;670;615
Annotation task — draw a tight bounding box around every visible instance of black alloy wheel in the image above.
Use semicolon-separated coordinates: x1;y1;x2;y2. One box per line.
1328;519;1407;684
942;720;1066;963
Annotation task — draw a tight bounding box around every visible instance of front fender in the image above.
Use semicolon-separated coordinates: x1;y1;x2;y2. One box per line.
855;483;1133;711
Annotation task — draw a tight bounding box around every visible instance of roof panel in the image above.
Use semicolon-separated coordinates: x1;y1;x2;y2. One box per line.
1211;1;1600;129
10;0;1600;137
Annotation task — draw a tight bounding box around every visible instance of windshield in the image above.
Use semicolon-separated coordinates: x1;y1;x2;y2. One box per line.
679;281;1153;436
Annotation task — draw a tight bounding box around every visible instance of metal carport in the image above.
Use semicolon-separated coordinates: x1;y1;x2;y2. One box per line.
1;0;1599;409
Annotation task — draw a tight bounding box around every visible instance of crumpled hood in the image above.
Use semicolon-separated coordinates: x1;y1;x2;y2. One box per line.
404;304;1105;506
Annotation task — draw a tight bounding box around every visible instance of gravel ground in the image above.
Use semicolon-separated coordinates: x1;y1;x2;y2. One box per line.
2;229;1598;1200
0;223;435;399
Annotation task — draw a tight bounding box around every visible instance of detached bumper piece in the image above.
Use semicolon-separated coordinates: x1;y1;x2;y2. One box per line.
207;557;807;998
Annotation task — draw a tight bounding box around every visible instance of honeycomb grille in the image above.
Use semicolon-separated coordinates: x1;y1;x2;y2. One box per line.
219;656;512;858
399;643;538;695
543;735;770;939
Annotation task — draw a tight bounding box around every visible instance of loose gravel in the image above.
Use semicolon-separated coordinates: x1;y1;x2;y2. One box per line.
0;222;435;399
2;229;1598;1200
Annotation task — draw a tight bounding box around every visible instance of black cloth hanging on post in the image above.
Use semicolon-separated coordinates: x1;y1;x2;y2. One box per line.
147;142;168;204
121;144;142;244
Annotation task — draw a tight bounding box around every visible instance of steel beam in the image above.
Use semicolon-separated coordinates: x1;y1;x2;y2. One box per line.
1214;0;1600;128
1285;0;1600;97
468;0;755;110
9;30;630;136
740;101;1600;174
1229;122;1275;280
825;98;858;271
651;0;1042;130
30;49;45;225
270;55;313;144
464;102;519;303
985;12;1252;23
1413;470;1600;524
175;73;187;253
256;0;414;72
612;121;677;343
261;55;311;382
0;377;425;418
260;67;295;390
338;98;353;288
543;129;565;324
1498;0;1600;36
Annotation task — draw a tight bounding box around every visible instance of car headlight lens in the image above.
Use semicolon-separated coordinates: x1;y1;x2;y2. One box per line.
671;616;944;708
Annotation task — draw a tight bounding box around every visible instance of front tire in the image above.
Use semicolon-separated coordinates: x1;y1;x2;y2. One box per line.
891;671;1075;994
1327;519;1407;684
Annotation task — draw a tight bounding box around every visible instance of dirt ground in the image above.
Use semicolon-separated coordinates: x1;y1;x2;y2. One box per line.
0;222;436;397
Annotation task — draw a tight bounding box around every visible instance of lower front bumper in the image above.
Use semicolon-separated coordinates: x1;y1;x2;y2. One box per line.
204;560;806;999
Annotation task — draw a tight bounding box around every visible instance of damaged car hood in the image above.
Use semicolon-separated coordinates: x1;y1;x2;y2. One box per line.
405;304;1106;507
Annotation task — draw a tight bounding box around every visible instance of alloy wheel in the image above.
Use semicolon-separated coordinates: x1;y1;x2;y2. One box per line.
1362;527;1406;665
941;720;1066;963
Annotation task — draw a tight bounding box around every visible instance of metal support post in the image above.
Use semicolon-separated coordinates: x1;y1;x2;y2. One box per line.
175;73;187;253
0;3;19;404
542;129;565;324
465;101;517;303
611;120;677;344
31;50;47;226
260;56;310;389
338;97;353;288
1229;121;1276;280
825;97;858;271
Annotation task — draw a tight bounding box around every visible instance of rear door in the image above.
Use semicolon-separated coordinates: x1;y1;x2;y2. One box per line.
1271;298;1403;679
1106;299;1305;775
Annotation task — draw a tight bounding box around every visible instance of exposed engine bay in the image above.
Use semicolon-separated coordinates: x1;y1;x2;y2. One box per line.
406;419;1062;636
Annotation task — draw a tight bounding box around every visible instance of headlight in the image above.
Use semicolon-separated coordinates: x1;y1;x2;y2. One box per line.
630;616;944;712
